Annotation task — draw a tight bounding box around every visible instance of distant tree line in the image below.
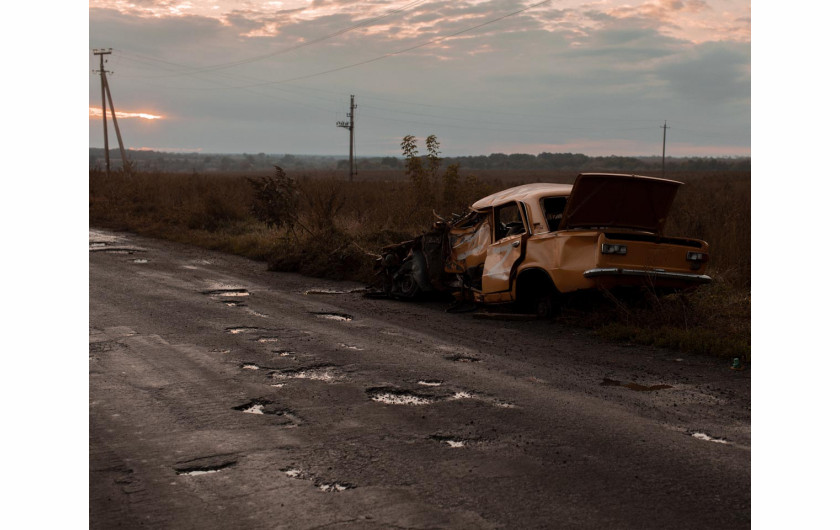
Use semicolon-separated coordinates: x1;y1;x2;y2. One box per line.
89;148;749;174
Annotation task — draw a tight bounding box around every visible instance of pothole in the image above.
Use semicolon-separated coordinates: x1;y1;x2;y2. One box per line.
281;467;355;492
430;435;467;448
174;456;237;476
255;337;279;343
600;378;673;392
284;468;310;480
366;387;438;406
90;247;146;254
304;288;366;295
269;365;342;382
131;258;149;264
272;350;295;357
446;354;482;363
232;399;302;425
339;343;363;351
204;288;250;297
690;432;730;444
318;482;355;492
176;462;236;476
311;312;353;322
223;301;246;307
240;363;262;371
493;401;517;409
89;340;119;354
227;326;263;334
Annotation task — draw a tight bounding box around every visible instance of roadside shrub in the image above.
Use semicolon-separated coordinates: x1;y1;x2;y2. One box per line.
248;166;301;234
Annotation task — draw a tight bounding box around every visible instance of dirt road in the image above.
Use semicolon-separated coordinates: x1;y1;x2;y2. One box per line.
89;228;750;529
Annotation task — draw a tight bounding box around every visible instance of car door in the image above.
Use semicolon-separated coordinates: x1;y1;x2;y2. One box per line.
481;201;528;296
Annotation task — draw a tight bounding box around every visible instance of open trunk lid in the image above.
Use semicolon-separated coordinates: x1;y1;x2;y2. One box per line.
558;173;682;234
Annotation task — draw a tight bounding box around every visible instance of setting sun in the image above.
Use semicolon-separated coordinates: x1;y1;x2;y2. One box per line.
89;107;163;120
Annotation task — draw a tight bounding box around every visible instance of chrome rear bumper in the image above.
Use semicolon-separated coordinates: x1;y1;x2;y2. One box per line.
583;268;712;283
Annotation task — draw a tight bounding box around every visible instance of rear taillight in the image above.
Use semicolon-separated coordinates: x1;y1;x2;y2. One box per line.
601;243;627;255
686;251;709;263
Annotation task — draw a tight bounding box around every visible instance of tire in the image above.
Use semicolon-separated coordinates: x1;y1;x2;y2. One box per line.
394;269;420;299
517;271;559;318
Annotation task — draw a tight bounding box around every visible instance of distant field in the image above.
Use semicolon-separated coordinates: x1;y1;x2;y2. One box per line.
90;166;750;359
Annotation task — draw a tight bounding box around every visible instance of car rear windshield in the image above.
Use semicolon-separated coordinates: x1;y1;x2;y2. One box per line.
541;196;568;231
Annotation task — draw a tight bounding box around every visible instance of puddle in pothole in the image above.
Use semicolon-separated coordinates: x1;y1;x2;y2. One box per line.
494;401;517;409
204;288;250;297
339;343;363;351
232;399;301;424
311;312;353;322
304;288;367;296
227;326;263;334
282;468;354;492
284;468;309;479
318;482;355;492
418;380;443;387
367;387;437;406
272;350;295;357
240;363;262;371
446;354;482;363
176;462;236;476
269;365;341;382
448;391;475;400
223;301;246;307
430;435;467;448
691;432;730;444
90;246;147;254
255;337;279;343
131;258;149;264
600;378;672;391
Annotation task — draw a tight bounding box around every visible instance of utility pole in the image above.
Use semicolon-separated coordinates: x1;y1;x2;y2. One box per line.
93;48;130;176
660;120;670;178
336;95;357;181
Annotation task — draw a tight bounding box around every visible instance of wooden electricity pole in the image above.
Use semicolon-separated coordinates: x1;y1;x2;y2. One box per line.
336;95;357;181
94;48;130;176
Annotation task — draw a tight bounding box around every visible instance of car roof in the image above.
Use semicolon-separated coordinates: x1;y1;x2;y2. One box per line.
471;183;574;210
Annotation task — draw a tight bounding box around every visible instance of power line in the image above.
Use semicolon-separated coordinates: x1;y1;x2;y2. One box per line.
116;0;429;79
227;0;554;88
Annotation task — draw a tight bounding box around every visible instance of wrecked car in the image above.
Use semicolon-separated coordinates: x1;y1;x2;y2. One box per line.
376;173;711;316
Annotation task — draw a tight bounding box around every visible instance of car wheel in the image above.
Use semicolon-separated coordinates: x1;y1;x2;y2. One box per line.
394;271;420;299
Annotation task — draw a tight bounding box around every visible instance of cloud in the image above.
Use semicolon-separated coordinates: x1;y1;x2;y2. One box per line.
89;107;164;120
89;1;750;156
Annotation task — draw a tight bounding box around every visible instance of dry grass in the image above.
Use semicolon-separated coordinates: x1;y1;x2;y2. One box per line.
90;167;750;358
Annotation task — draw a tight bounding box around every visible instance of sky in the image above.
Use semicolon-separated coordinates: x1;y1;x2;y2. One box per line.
88;0;751;157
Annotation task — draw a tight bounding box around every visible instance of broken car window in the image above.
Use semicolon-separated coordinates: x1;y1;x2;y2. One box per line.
541;196;568;232
494;203;525;241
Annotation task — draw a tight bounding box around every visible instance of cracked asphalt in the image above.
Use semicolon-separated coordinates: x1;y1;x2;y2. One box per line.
89;228;750;529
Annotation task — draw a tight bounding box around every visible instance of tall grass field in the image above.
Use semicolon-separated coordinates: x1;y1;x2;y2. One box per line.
90;166;750;359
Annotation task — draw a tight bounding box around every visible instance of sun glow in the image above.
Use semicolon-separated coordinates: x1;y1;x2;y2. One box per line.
89;107;163;120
